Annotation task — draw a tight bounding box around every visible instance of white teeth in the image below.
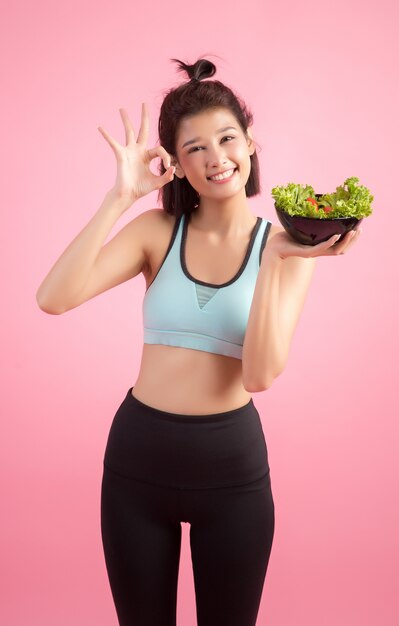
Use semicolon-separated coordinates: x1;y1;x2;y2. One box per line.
209;168;235;181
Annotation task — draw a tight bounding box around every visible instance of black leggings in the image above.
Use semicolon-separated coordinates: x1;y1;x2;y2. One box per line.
101;387;275;626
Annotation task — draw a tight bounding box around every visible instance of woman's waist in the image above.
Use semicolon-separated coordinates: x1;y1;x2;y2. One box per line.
134;343;250;415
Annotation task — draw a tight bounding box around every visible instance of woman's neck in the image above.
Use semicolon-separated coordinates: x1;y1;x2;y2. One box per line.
191;195;255;238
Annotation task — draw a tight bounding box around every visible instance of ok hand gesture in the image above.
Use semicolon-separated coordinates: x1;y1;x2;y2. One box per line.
98;103;175;207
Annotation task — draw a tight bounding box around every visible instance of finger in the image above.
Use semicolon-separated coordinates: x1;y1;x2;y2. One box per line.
154;166;176;189
330;229;359;255
343;228;361;251
136;102;149;145
97;125;123;153
146;145;172;170
307;233;345;257
119;108;136;145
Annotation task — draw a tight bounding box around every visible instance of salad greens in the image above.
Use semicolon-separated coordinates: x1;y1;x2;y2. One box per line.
271;177;374;219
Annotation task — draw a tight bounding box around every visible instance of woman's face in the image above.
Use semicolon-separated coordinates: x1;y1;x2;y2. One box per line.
172;107;255;199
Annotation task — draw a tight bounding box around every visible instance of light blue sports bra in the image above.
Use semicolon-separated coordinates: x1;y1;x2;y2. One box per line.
142;212;272;360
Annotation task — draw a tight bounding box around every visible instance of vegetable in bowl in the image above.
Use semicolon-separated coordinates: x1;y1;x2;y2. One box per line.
271;177;373;245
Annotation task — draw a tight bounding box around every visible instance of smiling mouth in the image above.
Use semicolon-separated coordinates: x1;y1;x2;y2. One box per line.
207;167;238;181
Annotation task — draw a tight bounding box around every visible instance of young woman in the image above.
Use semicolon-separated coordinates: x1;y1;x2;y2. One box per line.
36;57;361;626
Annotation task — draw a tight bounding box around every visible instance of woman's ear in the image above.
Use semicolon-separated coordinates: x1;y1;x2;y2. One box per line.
246;127;255;156
171;157;185;179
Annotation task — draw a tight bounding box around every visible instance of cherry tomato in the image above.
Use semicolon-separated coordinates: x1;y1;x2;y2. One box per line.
306;197;319;210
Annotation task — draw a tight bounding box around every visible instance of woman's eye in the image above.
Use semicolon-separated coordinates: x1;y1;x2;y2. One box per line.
188;136;235;154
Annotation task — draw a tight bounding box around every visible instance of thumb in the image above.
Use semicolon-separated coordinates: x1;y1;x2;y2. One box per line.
164;165;176;180
156;165;176;189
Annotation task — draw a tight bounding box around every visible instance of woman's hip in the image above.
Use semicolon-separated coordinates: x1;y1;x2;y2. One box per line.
103;386;271;490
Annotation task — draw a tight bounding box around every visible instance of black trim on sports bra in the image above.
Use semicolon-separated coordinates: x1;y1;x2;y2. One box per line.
145;214;182;292
181;214;262;288
259;220;272;266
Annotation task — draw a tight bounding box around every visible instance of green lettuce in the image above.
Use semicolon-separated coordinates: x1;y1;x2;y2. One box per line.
271;177;374;219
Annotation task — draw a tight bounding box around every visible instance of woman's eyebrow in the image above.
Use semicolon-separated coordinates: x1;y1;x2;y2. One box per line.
181;126;237;149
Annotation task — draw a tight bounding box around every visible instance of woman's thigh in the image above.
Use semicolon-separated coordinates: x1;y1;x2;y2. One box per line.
100;464;183;626
186;472;275;626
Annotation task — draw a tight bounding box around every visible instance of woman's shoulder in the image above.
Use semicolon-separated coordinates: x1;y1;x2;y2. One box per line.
144;207;177;227
137;208;177;244
260;218;282;239
139;209;179;283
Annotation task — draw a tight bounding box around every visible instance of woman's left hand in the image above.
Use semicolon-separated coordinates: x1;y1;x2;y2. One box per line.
267;225;362;260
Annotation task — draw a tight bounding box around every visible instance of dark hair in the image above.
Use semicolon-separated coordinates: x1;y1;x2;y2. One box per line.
157;57;261;217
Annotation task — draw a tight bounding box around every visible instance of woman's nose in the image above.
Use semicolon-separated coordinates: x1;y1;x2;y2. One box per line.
207;145;228;167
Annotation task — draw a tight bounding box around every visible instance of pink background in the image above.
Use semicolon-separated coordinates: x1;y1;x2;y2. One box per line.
1;0;398;624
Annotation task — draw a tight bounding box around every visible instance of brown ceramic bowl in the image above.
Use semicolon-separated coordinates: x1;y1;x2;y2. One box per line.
275;194;363;246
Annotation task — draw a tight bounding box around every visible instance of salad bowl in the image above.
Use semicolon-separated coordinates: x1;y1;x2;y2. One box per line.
275;197;363;246
272;177;373;246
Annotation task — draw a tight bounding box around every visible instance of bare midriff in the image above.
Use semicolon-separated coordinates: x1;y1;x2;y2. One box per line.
132;343;251;415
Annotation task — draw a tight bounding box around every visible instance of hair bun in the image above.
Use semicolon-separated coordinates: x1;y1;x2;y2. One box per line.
170;57;216;82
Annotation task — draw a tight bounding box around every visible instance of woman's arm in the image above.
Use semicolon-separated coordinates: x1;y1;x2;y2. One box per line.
242;251;316;392
242;222;361;392
36;104;176;314
36;190;133;314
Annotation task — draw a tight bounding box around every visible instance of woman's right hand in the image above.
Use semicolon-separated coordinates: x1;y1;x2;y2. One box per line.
97;103;176;207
